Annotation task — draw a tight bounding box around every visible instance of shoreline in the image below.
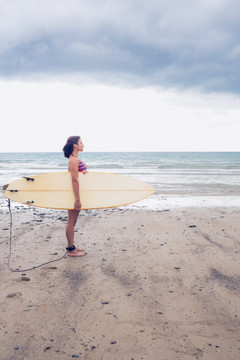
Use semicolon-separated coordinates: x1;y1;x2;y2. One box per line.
1;193;240;213
0;206;240;359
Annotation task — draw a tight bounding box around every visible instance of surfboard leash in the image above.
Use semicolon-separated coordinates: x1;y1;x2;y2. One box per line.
7;199;68;272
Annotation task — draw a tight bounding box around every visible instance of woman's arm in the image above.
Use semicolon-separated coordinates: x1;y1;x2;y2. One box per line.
69;158;81;210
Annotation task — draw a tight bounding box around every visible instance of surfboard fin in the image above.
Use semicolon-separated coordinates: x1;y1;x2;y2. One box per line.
2;184;9;191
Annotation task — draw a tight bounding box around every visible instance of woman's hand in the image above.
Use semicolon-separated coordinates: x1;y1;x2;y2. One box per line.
82;170;88;174
74;199;82;210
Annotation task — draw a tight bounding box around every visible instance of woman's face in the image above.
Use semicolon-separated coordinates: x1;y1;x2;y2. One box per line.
76;139;84;152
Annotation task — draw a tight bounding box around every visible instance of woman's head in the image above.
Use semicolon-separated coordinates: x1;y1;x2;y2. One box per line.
63;136;83;158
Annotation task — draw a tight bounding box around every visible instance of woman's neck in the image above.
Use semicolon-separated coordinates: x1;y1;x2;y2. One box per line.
72;150;78;157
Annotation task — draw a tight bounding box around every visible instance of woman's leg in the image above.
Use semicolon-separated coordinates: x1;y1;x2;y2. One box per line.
66;209;80;248
66;210;85;257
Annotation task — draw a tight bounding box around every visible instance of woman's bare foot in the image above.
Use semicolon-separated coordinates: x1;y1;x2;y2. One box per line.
67;249;86;257
76;247;85;252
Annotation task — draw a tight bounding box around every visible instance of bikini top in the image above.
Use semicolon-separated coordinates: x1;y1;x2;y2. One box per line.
69;154;88;172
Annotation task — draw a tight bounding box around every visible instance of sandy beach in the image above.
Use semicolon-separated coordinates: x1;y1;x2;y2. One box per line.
0;205;240;360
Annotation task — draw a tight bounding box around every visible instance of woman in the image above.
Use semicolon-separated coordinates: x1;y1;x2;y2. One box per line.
63;136;88;257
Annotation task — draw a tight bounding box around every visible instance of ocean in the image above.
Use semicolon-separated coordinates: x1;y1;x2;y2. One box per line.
0;152;240;210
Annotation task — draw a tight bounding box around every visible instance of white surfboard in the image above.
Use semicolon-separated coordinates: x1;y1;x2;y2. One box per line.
2;172;155;210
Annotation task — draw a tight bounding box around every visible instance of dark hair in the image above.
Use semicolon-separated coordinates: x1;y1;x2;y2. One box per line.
63;136;80;158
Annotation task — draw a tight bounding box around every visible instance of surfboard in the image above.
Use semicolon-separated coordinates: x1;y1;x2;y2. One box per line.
2;172;155;210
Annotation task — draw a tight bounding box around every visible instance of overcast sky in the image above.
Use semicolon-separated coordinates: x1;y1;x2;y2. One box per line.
1;0;240;152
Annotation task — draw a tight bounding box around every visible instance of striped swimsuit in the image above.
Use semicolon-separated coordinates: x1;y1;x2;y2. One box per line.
69;154;88;172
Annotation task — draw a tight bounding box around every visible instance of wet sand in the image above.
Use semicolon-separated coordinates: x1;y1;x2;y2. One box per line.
0;205;240;360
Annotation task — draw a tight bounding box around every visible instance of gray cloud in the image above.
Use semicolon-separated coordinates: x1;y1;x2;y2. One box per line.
0;0;240;93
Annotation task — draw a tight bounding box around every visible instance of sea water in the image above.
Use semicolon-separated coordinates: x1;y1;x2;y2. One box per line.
0;152;240;210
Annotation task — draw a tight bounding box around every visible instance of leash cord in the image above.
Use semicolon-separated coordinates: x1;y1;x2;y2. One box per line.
7;199;68;272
